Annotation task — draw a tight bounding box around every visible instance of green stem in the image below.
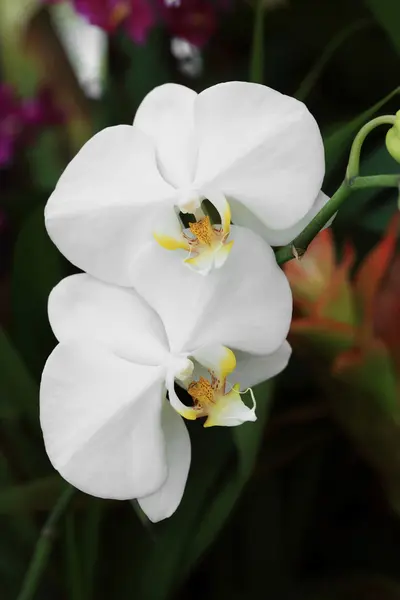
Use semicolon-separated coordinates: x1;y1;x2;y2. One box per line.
17;485;75;600
350;174;400;189
275;181;350;265
275;173;400;266
250;0;265;83
346;115;396;179
65;512;85;600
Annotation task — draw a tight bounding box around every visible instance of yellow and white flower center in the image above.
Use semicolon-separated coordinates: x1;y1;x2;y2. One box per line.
153;190;234;274
186;369;256;428
188;375;221;413
166;345;257;428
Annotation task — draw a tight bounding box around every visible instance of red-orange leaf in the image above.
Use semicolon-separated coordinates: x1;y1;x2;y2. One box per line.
354;214;399;343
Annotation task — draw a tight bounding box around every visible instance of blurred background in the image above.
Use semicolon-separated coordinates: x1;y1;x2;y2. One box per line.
0;0;400;598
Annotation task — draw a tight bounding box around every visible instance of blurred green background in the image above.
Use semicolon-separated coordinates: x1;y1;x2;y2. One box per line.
0;0;400;598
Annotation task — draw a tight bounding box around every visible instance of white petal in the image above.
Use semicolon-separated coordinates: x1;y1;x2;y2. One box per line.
230;190;330;246
193;82;325;230
45;125;176;286
184;246;215;275
232;341;292;389
153;207;190;251
49;274;168;364
137;401;191;522
131;226;292;356
165;372;197;421
40;341;167;500
134;83;197;188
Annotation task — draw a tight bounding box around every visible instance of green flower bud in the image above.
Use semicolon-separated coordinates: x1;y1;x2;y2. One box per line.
386;110;400;163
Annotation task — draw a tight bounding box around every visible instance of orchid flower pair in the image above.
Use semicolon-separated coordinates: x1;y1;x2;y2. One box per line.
41;81;327;521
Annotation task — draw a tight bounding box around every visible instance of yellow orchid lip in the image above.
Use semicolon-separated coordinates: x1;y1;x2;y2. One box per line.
171;346;256;428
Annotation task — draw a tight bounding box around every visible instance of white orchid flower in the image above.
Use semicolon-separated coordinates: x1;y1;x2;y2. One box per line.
40;227;292;522
45;81;326;285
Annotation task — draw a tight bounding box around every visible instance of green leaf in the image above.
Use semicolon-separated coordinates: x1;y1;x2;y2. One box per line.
134;425;233;600
324;86;400;176
335;341;397;415
115;29;171;121
364;0;400;56
185;381;273;570
64;512;85;600
0;0;41;95
11;205;66;380
249;0;265;83
332;342;400;514
135;381;273;600
25;131;66;192
0;476;64;514
359;195;398;232
81;499;104;600
295;19;371;102
0;328;38;421
300;574;400;600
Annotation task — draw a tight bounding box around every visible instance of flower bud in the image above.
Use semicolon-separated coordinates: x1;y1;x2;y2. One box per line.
386;111;400;163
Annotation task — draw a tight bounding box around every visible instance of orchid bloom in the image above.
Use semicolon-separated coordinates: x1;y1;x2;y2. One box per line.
40;227;292;521
45;81;326;285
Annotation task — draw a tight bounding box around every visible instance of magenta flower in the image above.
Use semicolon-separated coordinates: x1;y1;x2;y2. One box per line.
0;84;63;168
46;0;218;46
160;0;217;47
123;0;157;44
47;0;156;44
0;85;24;167
21;89;64;129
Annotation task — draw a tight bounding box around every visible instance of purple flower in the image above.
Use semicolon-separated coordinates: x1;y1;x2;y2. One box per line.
160;0;217;47
0;85;24;167
0;84;64;169
21;88;64;128
44;0;219;46
73;0;132;32
124;0;156;44
48;0;157;43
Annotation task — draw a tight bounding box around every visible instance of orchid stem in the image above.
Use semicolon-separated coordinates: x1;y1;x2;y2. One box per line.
346;115;396;180
349;174;399;189
275;181;350;265
17;485;75;600
275;173;400;266
276;114;399;266
250;0;265;83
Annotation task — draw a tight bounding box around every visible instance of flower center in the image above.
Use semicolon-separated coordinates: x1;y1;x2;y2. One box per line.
187;376;215;407
153;189;234;274
165;346;257;428
188;216;215;246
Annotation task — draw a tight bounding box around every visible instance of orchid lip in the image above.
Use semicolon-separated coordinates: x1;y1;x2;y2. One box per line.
153;190;233;274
